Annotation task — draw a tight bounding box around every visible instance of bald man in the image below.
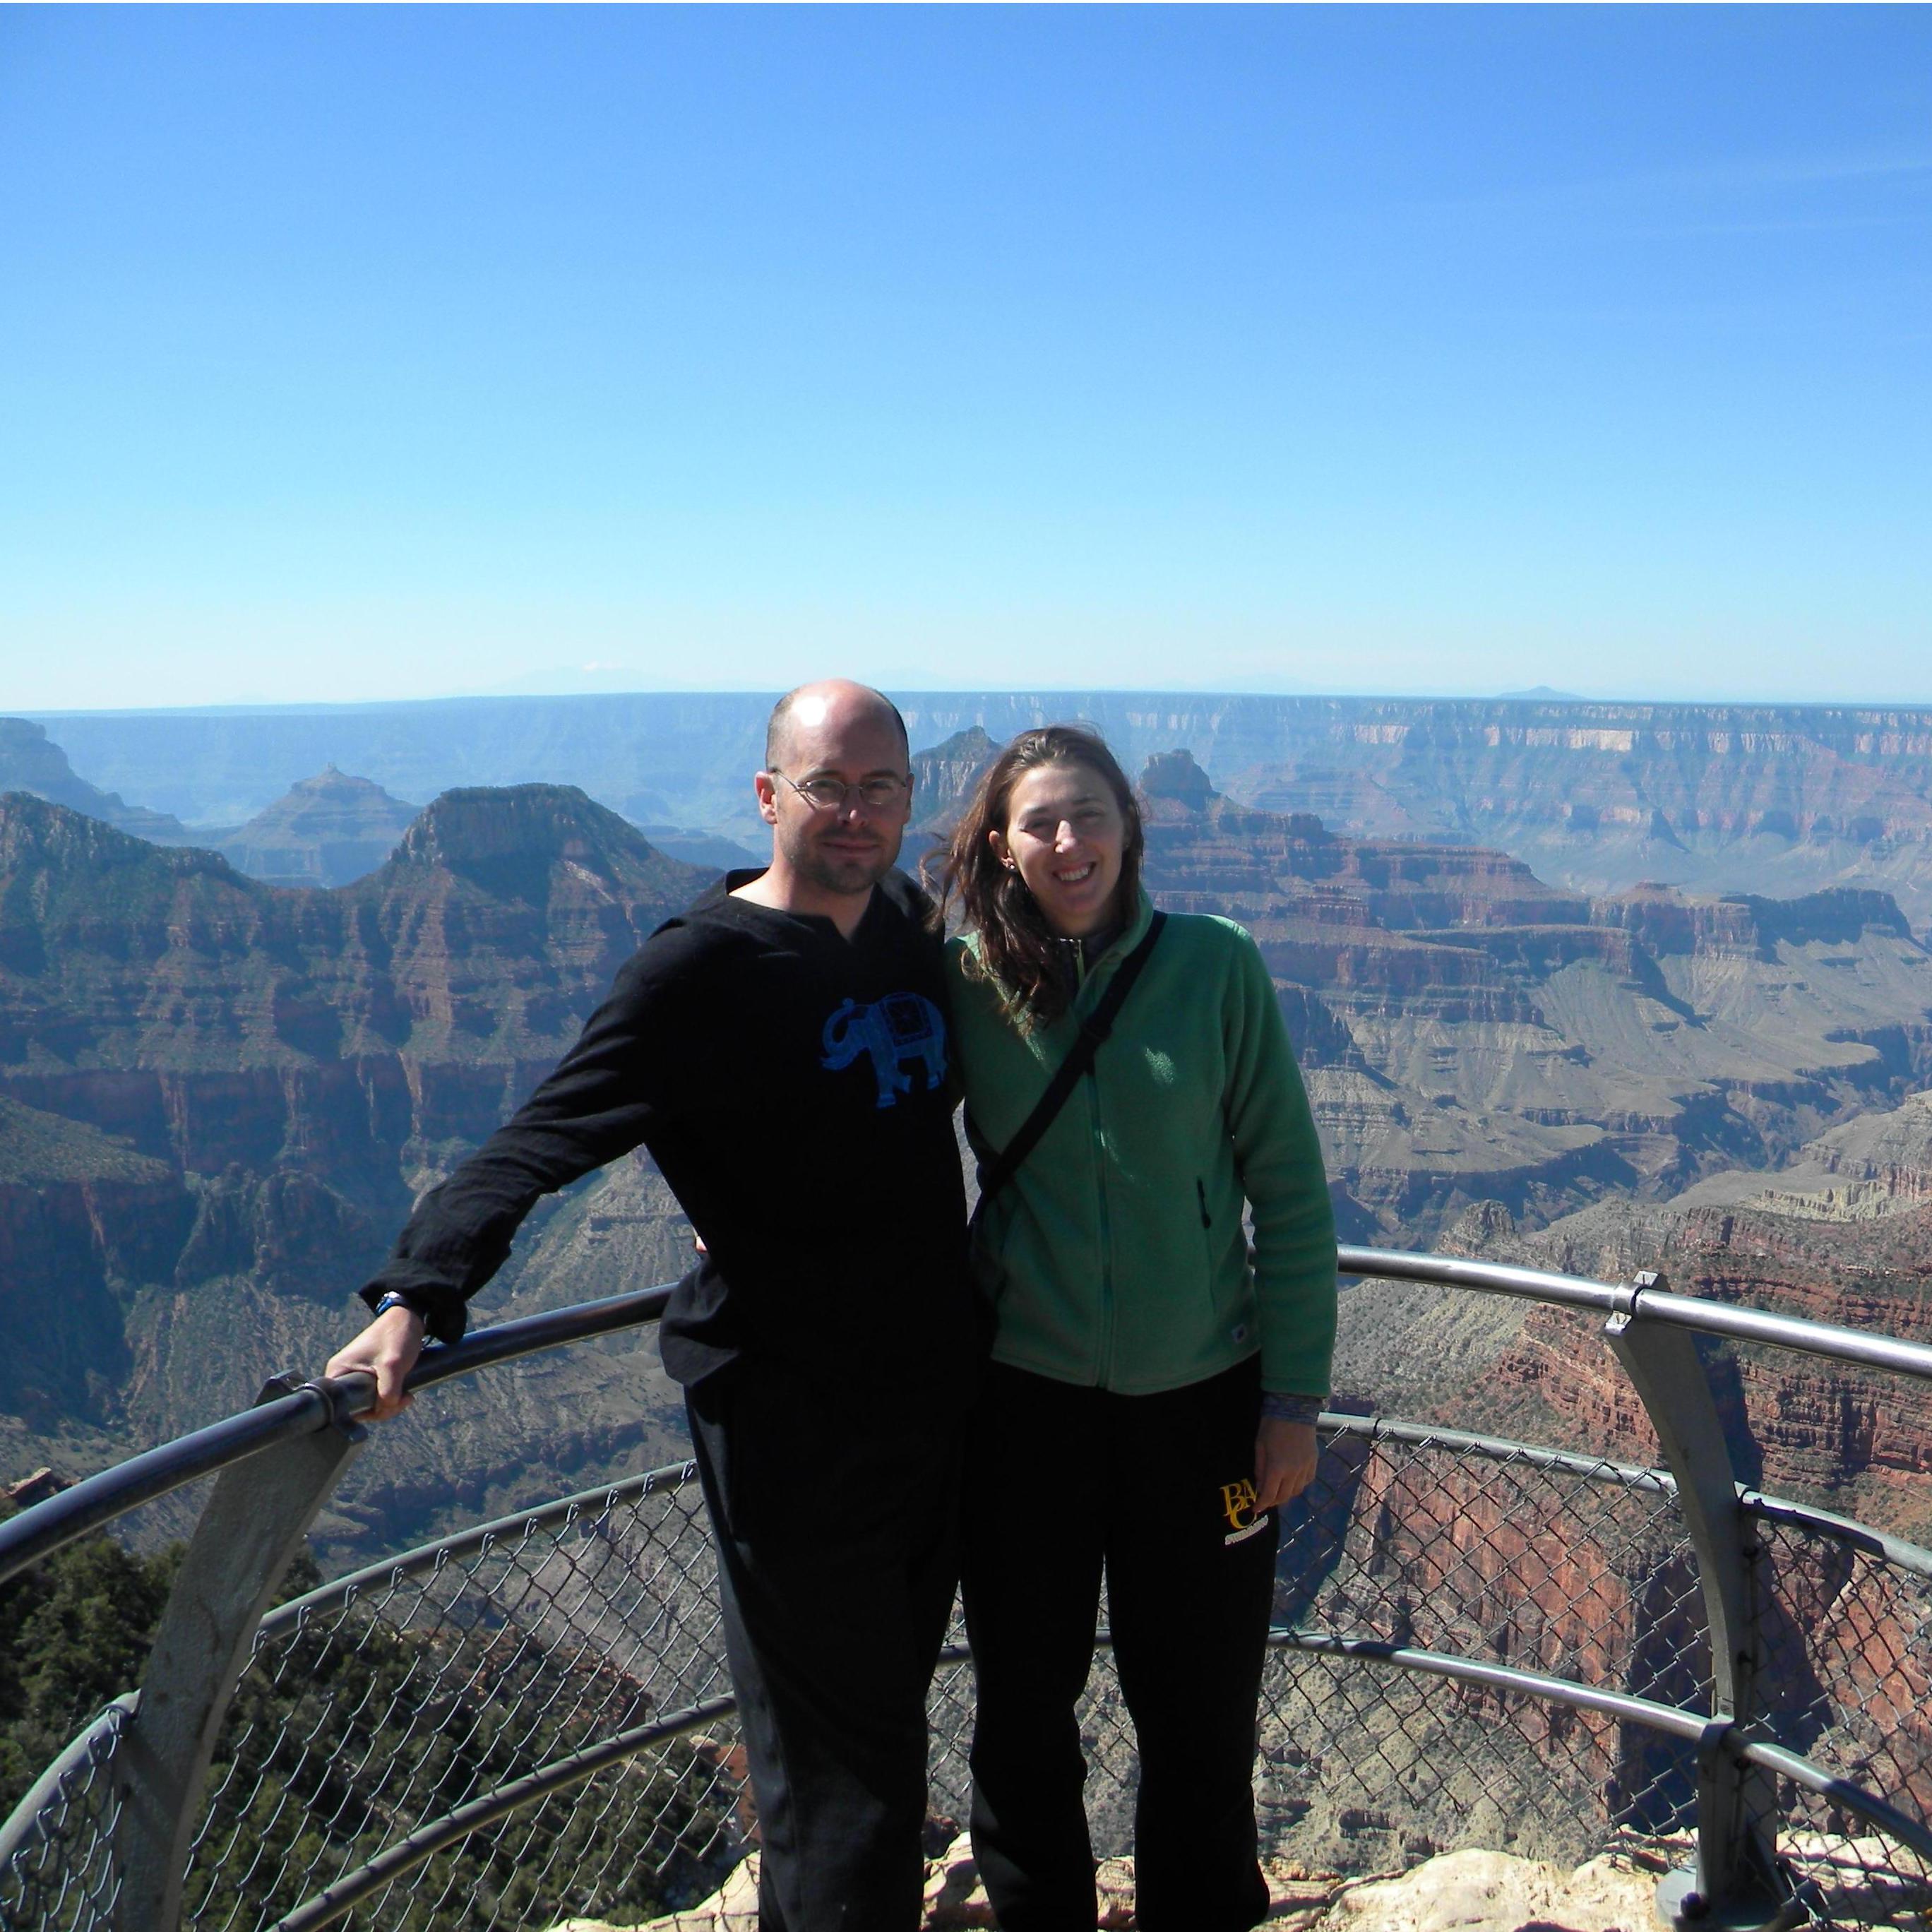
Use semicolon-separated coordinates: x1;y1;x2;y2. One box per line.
325;681;974;1931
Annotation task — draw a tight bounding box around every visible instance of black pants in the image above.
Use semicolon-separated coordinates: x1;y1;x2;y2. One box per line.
962;1358;1277;1932
686;1366;963;1932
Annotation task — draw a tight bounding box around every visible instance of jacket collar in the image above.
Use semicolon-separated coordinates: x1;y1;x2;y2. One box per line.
1076;887;1156;989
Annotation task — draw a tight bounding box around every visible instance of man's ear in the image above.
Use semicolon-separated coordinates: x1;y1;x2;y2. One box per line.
753;771;780;827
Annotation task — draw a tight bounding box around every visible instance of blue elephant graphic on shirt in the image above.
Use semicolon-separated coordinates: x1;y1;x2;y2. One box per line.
821;992;948;1109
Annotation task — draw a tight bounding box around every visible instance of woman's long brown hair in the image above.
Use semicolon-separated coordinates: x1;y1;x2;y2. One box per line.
929;725;1145;1030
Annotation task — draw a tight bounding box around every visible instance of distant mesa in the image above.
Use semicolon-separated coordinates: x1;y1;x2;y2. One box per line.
215;766;421;888
381;782;703;906
393;782;628;869
632;825;763;873
32;692;1932;926
1140;746;1220;812
910;725;999;833
0;716;191;844
1139;746;1328;842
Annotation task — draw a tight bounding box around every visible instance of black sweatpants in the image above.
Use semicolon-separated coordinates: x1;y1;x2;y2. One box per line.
961;1357;1278;1932
686;1364;964;1932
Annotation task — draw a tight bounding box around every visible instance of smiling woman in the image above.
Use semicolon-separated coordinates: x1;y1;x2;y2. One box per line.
935;727;1147;1026
931;724;1337;1931
989;761;1127;941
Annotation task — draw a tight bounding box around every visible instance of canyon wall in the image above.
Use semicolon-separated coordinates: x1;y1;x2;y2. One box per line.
7;739;1932;1564
1129;751;1932;1241
0;787;706;1549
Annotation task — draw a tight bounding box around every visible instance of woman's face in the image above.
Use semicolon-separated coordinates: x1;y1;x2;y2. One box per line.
991;759;1128;939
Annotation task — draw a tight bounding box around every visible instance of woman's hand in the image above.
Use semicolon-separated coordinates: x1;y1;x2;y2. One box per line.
1254;1417;1317;1513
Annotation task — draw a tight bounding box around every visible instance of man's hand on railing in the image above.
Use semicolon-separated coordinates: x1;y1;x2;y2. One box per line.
324;1306;427;1421
1254;1417;1318;1513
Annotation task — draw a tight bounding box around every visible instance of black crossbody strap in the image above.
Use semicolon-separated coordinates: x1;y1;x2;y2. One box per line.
975;911;1167;1212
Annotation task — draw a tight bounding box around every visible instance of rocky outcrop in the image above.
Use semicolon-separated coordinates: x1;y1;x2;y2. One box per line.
910;726;998;834
0;719;190;844
1312;1847;1670;1932
1342;1087;1932;1523
1135;751;1932;1241
213;766;419;888
1503;1194;1932;1535
615;1841;1669;1932
0;788;705;1518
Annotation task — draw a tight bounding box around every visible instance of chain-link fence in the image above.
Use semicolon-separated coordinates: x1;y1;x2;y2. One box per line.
155;1421;1722;1927
1747;1505;1932;1927
1256;1417;1710;1873
0;1699;133;1932
182;1463;741;1931
1;1417;1741;1931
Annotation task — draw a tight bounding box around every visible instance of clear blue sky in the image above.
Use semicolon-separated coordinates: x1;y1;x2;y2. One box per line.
2;5;1928;711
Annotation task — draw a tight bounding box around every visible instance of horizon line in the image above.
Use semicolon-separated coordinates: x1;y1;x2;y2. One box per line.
20;688;1932;721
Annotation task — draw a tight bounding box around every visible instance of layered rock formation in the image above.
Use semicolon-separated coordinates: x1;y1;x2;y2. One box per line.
8;744;1932;1562
1325;1140;1932;1844
910;725;999;833
1194;698;1932;931
1337;1100;1932;1520
0;787;706;1548
210;765;419;888
0;718;190;844
35;693;1932;923
1135;751;1932;1241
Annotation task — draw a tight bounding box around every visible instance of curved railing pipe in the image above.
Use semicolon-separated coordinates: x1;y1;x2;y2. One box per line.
400;1279;676;1393
1337;1246;1932;1383
9;1254;1927;1598
0;1281;678;1592
0;1381;357;1593
1336;1244;1635;1313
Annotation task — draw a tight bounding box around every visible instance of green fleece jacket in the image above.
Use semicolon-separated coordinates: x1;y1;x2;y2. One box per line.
948;891;1337;1398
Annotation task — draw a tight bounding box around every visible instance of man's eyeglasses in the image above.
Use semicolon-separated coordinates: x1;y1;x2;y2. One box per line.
770;770;912;813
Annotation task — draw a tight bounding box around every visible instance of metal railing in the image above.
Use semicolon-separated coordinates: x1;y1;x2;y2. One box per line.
3;1249;1930;1932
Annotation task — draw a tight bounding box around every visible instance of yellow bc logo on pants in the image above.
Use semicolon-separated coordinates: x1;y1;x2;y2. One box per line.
1220;1479;1268;1546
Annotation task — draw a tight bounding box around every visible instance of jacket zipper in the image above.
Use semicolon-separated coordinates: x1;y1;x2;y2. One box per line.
1092;1066;1114;1384
1075;945;1118;1386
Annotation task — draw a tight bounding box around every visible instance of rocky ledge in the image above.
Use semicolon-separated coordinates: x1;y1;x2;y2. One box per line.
569;1839;1675;1932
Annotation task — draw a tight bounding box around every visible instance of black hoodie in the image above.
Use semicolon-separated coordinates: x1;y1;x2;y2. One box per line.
362;869;973;1399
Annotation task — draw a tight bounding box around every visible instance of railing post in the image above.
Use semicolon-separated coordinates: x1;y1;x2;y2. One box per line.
1604;1277;1787;1931
110;1378;367;1932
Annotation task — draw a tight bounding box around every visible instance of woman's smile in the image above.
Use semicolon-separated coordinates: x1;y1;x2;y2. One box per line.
994;761;1128;939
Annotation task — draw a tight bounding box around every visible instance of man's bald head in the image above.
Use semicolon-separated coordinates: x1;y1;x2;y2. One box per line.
765;680;909;772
